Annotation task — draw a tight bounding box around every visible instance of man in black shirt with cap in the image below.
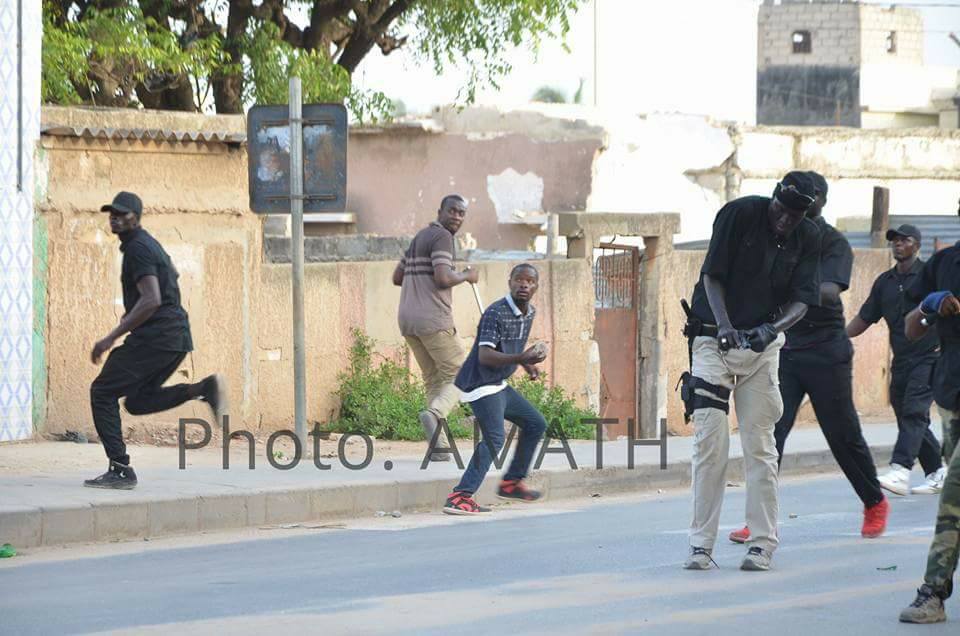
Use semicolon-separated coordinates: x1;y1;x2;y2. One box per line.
681;171;820;572
848;223;943;497
84;191;227;490
730;172;888;545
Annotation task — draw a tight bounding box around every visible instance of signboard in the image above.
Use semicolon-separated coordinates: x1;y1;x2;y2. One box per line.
247;103;347;214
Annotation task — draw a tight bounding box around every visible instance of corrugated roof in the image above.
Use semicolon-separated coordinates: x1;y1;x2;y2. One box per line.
846;215;960;258
41;124;246;145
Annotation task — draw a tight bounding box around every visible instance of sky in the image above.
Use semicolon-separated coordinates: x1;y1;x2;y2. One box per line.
349;0;960;121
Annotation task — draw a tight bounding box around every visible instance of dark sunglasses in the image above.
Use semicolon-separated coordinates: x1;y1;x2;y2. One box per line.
777;181;817;206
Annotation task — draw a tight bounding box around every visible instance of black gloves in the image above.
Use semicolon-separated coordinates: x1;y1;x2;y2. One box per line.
745;323;778;353
717;326;747;352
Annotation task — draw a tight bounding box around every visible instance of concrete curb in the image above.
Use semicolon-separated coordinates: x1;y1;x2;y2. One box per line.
1;444;893;549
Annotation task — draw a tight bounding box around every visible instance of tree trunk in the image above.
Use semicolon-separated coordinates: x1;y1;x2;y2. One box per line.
137;77;197;111
214;2;250;114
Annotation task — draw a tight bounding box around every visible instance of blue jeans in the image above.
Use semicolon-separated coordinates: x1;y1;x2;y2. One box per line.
454;386;547;495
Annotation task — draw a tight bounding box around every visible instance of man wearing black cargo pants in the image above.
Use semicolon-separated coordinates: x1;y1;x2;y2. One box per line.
85;191;226;490
847;224;943;497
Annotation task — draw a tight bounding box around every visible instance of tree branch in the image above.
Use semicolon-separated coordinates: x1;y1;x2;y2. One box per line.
336;0;410;73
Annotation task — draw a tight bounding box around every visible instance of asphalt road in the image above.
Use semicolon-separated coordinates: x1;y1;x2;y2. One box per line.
0;474;955;635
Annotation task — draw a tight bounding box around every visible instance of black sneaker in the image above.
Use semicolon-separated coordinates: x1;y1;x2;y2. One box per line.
442;491;491;516
84;461;138;490
497;479;542;502
199;374;228;422
900;585;947;623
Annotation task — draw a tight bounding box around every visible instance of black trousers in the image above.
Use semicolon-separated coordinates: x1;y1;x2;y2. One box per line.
774;337;884;508
90;341;191;465
890;356;942;474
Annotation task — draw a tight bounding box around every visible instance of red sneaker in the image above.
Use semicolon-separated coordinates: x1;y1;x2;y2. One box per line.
729;526;751;544
497;479;542;502
442;491;491;516
862;497;889;538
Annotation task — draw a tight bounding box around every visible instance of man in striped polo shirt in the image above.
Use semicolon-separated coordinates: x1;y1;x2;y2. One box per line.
393;194;478;461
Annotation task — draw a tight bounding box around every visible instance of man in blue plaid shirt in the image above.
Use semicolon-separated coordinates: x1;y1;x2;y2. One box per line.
443;264;549;515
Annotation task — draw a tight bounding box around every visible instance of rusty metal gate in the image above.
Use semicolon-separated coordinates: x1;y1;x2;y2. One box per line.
592;243;640;438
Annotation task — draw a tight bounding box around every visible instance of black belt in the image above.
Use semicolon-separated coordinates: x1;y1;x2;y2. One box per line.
699;324;718;338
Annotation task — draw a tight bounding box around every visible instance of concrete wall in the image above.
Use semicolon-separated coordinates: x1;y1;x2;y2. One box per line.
756;1;943;127
661;247;894;434
757;1;861;126
35;130;600;441
758;2;861;69
859;4;922;66
735;126;960;232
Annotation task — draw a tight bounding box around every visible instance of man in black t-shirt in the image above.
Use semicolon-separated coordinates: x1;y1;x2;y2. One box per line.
682;171;820;572
848;224;943;497
84;192;227;490
729;173;888;545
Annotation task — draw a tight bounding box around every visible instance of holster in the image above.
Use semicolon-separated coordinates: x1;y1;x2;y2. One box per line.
676;372;731;422
677;299;731;422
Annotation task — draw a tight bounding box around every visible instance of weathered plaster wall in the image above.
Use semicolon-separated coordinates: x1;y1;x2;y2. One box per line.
347;129;600;250
36;130;599;440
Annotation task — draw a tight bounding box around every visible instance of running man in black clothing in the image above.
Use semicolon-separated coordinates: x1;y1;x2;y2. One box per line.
847;223;944;497
85;192;227;490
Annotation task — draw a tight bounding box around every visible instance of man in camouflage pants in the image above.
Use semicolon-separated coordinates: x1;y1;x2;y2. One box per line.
899;199;960;624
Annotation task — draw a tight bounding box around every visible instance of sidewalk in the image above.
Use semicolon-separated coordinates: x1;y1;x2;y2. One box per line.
0;423;900;549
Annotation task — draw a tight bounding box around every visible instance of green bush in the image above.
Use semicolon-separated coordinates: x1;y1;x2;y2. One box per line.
331;331;471;440
510;375;597;440
331;330;598;442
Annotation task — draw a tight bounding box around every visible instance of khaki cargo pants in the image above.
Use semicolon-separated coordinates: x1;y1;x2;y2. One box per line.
689;333;785;553
923;405;960;597
405;329;464;446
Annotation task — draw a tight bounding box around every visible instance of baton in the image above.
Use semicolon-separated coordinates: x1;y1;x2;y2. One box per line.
470;282;484;313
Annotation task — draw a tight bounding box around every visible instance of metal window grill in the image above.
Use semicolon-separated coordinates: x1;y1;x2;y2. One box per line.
593;244;639;309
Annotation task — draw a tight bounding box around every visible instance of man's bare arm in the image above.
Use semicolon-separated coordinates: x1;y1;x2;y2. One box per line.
392;262;404;286
434;264;478;289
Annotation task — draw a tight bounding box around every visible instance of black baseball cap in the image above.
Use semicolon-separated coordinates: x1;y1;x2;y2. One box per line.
774;171;817;211
101;191;143;218
886;224;922;242
807;171;828;197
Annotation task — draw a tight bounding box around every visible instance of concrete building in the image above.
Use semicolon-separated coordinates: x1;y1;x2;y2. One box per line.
758;0;959;128
0;2;40;441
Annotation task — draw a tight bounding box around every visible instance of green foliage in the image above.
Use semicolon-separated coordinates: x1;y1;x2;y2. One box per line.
531;85;566;103
42;1;581;116
244;22;393;123
331;331;471;440
572;78;585;105
509;375;596;440
42;4;226;108
407;0;582;102
331;330;596;443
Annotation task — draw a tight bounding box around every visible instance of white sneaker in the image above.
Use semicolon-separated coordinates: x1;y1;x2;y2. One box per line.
878;464;911;496
912;467;946;495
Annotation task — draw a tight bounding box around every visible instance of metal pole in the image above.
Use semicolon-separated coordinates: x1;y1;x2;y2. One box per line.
870;186;890;249
289;77;307;445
